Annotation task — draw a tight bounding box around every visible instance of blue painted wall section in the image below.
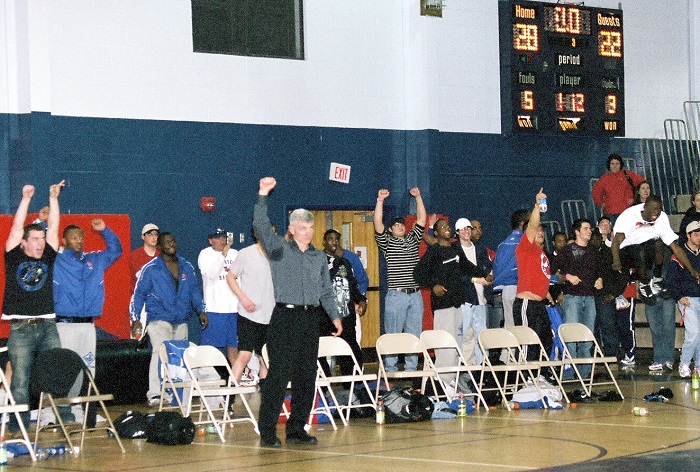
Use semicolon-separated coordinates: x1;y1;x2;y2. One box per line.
0;112;646;263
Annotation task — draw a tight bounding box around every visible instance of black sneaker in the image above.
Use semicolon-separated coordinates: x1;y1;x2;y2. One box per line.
638;282;657;305
286;432;318;445
260;436;282;448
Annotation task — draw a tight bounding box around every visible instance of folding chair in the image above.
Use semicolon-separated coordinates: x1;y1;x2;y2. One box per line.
506;326;569;404
558;323;624;399
477;329;548;411
261;344;339;431
375;333;438;402
32;348;125;454
316;336;377;423
183;345;258;442
419;330;487;409
0;347;36;461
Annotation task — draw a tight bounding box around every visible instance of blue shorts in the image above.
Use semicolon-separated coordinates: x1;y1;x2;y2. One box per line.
201;312;238;348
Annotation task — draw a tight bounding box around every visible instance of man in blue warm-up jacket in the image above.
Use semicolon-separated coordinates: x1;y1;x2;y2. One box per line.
54;218;123;377
130;232;207;406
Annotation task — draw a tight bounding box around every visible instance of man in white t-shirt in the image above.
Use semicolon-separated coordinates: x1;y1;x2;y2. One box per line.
612;195;700;304
227;231;275;384
198;228;239;366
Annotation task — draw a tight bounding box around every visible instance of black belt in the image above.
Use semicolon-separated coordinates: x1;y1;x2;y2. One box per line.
11;318;50;325
275;303;319;311
56;316;94;324
392;288;420;294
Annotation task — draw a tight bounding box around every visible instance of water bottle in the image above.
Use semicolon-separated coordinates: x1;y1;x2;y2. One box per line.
0;437;7;465
375;400;385;424
457;394;467;417
133;325;143;340
35;447;47;460
539;197;548;213
692;369;700;390
45;444;67;456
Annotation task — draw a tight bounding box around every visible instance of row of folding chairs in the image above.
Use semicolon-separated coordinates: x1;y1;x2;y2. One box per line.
0;346;125;461
375;323;623;412
161;337;378;440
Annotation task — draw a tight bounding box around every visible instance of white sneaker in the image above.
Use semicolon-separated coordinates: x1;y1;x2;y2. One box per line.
648;362;663;371
679;364;691;378
664;361;674;370
620;355;636;366
147;397;161;407
240;372;259;387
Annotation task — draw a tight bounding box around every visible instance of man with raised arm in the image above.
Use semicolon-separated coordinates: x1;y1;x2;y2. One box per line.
374;186;426;372
513;188;554;361
254;177;341;448
2;180;65;432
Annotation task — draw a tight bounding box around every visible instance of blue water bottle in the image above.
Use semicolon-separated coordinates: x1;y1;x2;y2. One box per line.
539;197;548;213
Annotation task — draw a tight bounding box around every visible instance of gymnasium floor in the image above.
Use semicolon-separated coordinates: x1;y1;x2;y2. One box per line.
6;355;700;471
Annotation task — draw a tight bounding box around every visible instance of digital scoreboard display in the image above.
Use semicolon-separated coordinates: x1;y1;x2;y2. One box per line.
499;0;624;135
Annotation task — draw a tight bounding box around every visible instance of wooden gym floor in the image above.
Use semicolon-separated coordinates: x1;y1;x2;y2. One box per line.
7;355;700;471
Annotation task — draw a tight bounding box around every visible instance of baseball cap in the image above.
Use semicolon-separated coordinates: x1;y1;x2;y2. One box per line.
389;217;405;227
141;223;159;235
687;221;700;234
455;218;473;231
209;228;227;238
324;228;341;238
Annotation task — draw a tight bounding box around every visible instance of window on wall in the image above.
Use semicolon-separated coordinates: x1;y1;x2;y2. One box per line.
191;0;304;60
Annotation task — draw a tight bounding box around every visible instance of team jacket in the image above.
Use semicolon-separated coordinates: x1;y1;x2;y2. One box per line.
53;227;123;317
493;230;523;289
130;255;204;324
667;245;700;300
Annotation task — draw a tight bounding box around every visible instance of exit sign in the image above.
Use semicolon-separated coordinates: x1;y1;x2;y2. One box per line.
329;162;351;184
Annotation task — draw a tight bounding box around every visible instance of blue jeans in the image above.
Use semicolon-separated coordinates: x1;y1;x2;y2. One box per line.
562;295;597;377
595;296;619;358
647;297;677;365
383;290;423;372
462;303;487;365
679;298;700;367
7;319;61;431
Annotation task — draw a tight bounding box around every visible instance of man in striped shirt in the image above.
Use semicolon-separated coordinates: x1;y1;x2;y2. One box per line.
374;187;426;372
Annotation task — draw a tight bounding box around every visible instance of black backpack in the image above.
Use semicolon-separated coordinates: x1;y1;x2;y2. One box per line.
381;386;434;423
146;411;195;445
114;410;148;439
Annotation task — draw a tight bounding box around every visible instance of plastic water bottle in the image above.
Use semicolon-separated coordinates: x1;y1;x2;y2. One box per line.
0;437;8;465
692;369;700;390
45;444;67;456
35;447;47;460
539;197;548;213
457;394;467;417
375;400;385;424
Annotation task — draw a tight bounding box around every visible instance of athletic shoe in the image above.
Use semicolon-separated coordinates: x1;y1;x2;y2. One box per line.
147;396;161;408
620;355;636;366
664;361;674;370
679;364;692;378
638;282;657;305
648;362;663;371
650;277;670;299
240;372;259;387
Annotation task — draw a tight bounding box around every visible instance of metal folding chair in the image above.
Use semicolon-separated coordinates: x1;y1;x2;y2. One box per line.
183;345;258;442
420;330;487;409
0;347;36;461
375;333;438;402
477;329;548;411
507;325;569;403
558;323;624;399
32;348;125;454
316;336;377;423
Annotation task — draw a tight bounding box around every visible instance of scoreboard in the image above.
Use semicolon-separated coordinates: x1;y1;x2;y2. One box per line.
499;0;624;135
